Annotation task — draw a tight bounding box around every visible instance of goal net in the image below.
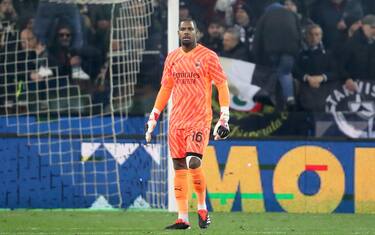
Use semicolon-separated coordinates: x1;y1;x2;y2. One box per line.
0;0;168;209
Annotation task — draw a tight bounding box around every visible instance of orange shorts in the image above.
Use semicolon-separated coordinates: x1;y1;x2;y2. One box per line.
168;127;210;159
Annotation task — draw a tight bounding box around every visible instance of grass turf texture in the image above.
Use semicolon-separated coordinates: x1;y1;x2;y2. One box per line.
1;210;375;234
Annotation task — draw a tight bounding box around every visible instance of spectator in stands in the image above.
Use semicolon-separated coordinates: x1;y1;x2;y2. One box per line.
179;1;204;38
284;0;298;13
87;4;111;60
214;0;235;26
340;14;375;92
33;1;83;50
20;28;37;51
283;0;314;30
151;0;168;56
78;4;95;47
47;23;89;80
0;0;17;24
179;1;191;21
47;22;104;108
189;0;218;28
346;15;363;38
219;27;251;62
248;0;282;21
2;28;45;104
311;0;363;53
215;0;278;25
17;15;34;31
20;28;51;81
233;3;256;59
199;18;225;53
13;0;38;19
253;1;302;110
293;24;339;113
19;28;52;110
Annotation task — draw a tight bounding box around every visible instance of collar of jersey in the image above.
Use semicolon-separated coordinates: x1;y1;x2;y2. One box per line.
180;43;201;55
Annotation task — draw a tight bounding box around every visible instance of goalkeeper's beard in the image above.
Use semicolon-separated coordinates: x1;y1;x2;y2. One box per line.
181;40;196;48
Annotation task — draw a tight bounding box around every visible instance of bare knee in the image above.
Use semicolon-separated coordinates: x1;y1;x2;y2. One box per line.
186;156;201;169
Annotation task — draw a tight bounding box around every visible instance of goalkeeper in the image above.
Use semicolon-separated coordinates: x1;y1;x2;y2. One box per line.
145;18;230;230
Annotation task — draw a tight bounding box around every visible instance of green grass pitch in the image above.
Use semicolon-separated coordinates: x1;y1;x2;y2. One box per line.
1;210;375;234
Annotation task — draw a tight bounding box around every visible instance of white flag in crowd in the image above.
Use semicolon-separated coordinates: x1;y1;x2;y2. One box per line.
219;57;277;111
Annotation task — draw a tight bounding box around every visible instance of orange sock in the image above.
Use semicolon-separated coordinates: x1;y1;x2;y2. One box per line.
189;167;207;210
174;169;189;217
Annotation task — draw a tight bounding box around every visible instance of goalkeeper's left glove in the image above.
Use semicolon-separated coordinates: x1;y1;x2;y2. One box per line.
145;108;160;143
213;107;230;140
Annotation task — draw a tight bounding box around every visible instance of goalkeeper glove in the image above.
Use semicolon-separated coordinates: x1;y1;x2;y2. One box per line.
145;108;161;143
213;107;230;140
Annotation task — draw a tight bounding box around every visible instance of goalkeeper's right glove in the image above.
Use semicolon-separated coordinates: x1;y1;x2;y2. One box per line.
213;107;230;140
145;108;161;143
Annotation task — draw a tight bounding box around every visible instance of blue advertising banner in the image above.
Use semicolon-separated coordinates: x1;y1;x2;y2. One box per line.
0;117;375;213
0;137;164;209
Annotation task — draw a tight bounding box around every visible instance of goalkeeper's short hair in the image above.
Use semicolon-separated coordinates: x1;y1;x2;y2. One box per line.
179;17;198;30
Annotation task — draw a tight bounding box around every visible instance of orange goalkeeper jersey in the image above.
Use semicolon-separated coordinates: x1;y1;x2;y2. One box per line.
161;44;228;129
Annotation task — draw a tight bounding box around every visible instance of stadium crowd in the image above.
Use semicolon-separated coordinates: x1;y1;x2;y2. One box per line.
0;0;374;127
190;0;375;112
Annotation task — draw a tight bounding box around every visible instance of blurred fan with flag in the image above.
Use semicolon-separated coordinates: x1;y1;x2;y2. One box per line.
219;57;278;112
